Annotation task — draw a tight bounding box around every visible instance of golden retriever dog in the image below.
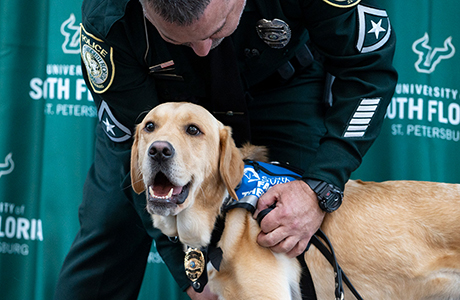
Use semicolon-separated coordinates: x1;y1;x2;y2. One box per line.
131;102;460;300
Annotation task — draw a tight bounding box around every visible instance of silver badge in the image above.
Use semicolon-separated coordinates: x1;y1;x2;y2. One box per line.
256;19;291;49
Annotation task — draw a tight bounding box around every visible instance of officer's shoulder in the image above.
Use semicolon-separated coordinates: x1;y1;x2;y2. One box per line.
82;0;132;38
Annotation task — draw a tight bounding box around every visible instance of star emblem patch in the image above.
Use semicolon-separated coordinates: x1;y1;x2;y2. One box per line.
356;5;391;53
98;101;132;142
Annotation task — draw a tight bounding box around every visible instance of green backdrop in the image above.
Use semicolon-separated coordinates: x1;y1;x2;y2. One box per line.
352;1;459;182
0;0;187;299
0;0;458;299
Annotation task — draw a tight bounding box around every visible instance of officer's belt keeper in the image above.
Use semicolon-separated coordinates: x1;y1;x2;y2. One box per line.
276;43;314;81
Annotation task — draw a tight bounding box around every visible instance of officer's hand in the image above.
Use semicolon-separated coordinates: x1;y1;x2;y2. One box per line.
253;180;326;258
186;285;218;300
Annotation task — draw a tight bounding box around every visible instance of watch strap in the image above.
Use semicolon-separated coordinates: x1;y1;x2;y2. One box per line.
303;178;343;213
303;179;328;194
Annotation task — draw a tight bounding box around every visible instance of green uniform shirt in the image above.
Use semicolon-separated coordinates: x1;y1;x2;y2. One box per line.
79;0;397;290
81;0;397;190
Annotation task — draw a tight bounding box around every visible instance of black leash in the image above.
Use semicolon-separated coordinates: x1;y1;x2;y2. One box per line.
258;206;364;300
310;229;364;300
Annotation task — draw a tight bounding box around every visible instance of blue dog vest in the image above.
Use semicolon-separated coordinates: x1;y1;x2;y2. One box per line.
223;160;302;213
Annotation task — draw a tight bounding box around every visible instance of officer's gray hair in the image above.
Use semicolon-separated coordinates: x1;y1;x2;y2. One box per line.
140;0;211;26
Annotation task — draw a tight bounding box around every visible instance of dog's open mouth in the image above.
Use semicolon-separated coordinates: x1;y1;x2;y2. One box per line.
147;172;190;209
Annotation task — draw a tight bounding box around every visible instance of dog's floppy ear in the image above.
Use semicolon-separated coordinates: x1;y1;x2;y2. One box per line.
219;126;244;200
130;126;145;194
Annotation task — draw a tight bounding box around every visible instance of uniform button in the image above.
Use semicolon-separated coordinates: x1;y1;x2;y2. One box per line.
244;48;260;58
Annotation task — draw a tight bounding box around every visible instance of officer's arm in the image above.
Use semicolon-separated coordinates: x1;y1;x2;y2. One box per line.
300;0;398;189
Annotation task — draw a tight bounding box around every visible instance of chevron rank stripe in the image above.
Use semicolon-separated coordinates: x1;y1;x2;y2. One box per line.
356;5;391;53
343;98;381;138
98;101;132;142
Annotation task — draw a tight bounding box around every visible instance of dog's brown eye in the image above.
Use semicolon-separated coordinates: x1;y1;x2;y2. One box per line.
144;122;155;132
186;125;201;136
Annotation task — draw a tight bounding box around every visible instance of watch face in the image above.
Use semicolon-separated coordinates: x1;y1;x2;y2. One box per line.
303;179;343;212
319;186;343;212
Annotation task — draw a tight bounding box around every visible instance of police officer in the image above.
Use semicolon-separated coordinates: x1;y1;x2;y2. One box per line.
55;0;397;299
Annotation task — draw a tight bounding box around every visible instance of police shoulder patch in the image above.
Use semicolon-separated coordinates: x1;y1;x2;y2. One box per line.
356;5;391;53
80;25;115;94
322;0;361;8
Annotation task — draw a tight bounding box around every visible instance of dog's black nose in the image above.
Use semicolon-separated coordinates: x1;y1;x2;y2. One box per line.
149;141;175;161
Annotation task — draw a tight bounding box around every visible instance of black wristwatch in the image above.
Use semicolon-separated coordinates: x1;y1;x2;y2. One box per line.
303;179;343;213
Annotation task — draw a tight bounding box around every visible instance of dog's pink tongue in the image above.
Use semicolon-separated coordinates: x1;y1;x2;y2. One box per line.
152;185;183;196
172;186;183;195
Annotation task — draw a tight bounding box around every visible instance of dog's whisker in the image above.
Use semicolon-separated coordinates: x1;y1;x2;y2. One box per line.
124;177;145;191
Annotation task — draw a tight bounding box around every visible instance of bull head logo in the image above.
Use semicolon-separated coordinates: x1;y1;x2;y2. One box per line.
61;13;80;54
0;153;14;178
412;32;455;74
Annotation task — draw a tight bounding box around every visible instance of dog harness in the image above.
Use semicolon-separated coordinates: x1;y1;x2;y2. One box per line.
223;160;303;214
185;161;301;293
186;160;363;300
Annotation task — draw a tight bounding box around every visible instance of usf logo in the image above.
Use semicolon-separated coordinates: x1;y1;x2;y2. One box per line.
0;153;14;178
61;13;80;54
412;33;455;74
244;167;261;183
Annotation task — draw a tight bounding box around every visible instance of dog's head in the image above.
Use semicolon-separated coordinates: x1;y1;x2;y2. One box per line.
131;102;243;245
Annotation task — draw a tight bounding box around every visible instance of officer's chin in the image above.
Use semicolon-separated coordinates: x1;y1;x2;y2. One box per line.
210;37;225;50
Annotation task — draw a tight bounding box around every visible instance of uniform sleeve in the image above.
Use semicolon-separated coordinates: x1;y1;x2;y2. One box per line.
300;0;398;189
81;16;159;133
81;8;193;290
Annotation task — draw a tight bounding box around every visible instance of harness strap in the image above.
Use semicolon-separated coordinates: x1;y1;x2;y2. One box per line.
298;255;317;300
186;215;226;293
208;215;226;271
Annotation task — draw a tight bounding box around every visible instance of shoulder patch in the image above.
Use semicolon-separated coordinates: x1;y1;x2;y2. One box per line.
98;101;132;142
356;5;391;53
322;0;361;8
80;25;115;94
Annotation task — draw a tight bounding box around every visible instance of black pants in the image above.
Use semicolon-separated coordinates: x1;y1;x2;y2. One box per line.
54;65;327;299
